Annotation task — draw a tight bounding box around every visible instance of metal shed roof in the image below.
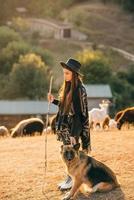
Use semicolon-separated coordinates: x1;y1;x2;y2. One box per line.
84;84;112;98
0;101;58;115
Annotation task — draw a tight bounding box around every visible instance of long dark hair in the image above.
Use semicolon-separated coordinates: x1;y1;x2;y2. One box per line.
59;72;82;114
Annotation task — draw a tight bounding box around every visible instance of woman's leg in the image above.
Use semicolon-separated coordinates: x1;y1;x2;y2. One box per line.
58;175;72;191
58;128;73;191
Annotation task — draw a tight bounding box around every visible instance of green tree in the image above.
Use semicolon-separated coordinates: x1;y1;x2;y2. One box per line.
0;41;31;74
127;65;134;85
122;0;134;12
0;26;21;49
0;74;9;99
7;53;50;99
0;40;53;74
81;60;112;84
31;46;54;67
76;49;133;113
12;17;29;33
76;49;112;83
110;72;133;111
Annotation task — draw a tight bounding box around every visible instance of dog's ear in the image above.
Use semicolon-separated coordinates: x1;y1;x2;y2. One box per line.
73;143;80;151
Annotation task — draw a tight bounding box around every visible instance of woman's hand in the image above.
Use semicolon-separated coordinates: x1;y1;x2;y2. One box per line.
70;137;76;146
47;93;54;103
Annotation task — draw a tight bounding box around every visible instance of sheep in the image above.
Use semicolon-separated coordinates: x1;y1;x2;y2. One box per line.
114;110;123;121
117;107;134;130
102;116;111;130
88;100;110;130
43;126;52;134
102;116;117;130
0;126;9;137
11;118;44;137
109;119;117;129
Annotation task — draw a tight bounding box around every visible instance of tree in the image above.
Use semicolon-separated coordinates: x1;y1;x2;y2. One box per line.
76;49;112;83
0;40;54;75
76;49;133;113
31;46;54;67
0;26;21;49
122;0;134;12
127;65;134;85
110;72;133;111
81;60;112;84
0;41;31;74
7;53;50;99
12;17;29;32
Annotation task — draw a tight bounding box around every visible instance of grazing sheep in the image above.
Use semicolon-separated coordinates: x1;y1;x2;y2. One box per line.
114;110;123;121
0;126;9;137
102;116;117;130
102;116;111;130
109;119;117;129
88;100;110;130
117;107;134;130
43;126;52;134
11;118;44;137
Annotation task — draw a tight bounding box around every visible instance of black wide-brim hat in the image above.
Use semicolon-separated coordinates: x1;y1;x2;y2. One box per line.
60;58;83;76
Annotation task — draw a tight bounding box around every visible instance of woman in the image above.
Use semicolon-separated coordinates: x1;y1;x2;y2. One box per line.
48;58;91;190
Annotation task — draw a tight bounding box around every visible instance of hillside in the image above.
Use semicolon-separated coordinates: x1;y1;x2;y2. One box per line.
1;1;134;55
38;1;134;86
41;38;133;87
59;1;134;54
0;0;133;104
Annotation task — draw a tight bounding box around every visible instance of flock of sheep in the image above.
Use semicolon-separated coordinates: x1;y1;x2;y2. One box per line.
0;103;133;138
0;118;44;137
88;101;134;131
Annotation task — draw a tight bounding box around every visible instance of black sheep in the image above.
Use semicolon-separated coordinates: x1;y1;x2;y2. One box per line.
23;121;44;136
11;118;44;137
117;107;134;130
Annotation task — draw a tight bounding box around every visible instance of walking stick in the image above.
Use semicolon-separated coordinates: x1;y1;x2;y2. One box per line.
45;76;53;174
42;76;53;199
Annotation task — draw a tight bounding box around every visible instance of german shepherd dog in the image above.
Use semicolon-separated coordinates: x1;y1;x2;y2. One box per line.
60;143;119;200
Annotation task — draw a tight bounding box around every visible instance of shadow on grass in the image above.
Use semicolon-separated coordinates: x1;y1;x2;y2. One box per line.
76;187;125;200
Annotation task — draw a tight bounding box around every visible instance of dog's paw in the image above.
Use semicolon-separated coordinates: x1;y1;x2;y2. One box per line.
62;192;74;200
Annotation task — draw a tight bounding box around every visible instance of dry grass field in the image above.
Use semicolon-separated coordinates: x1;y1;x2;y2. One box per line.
0;129;134;200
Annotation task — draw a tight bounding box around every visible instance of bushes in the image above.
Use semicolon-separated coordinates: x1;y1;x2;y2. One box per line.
7;53;50;99
81;59;112;84
100;0;134;13
76;49;112;84
0;26;22;49
0;26;54;100
122;0;134;12
0;41;31;74
126;64;134;85
0;40;53;75
76;49;134;112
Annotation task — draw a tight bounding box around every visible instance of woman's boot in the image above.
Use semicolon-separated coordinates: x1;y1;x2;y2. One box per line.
58;175;72;191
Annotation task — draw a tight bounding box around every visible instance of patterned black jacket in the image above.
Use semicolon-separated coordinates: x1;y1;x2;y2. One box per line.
52;83;91;150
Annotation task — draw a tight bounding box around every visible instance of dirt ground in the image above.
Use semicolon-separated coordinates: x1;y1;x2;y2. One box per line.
0;129;134;200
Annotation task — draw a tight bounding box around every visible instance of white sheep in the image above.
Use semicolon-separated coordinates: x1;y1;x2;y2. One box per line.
89;100;110;131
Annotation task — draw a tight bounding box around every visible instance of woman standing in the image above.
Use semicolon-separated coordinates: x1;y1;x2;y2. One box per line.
48;58;91;190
